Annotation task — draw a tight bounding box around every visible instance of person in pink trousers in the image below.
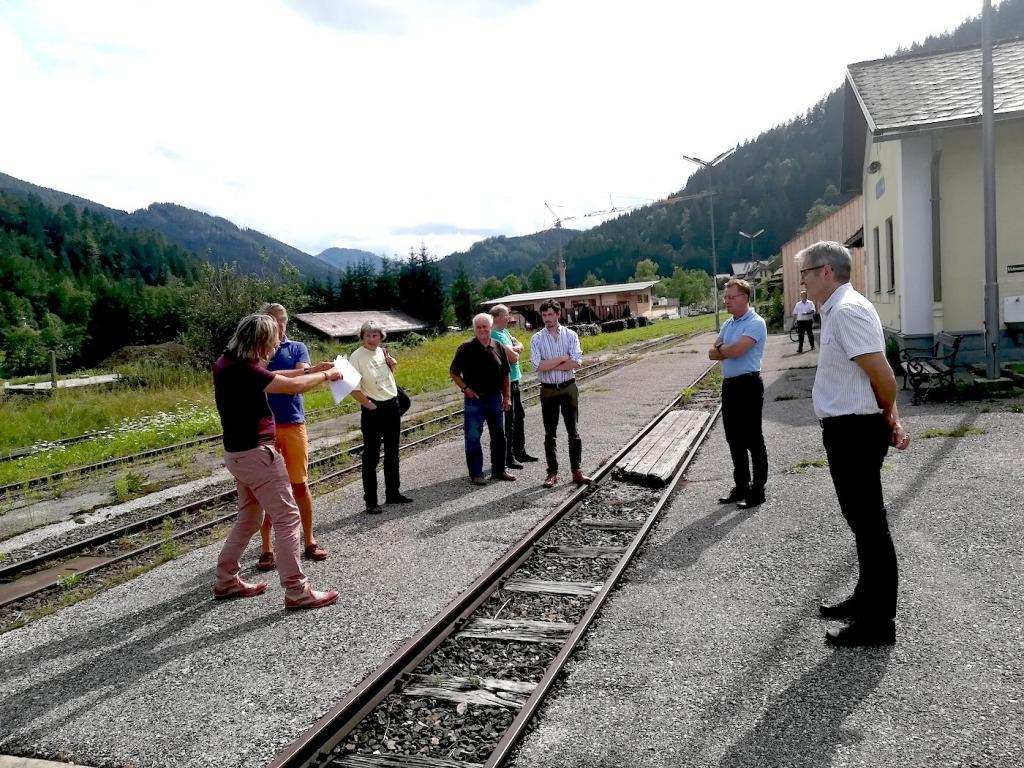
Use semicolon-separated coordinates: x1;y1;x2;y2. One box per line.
211;313;340;610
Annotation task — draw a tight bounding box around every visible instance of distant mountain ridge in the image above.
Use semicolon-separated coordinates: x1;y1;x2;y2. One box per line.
317;247;383;271
435;228;580;285
0;172;337;281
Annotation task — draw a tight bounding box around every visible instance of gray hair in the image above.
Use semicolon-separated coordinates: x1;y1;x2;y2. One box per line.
796;241;852;282
472;312;493;327
359;320;387;341
227;313;279;361
489;304;510;318
260;302;287;321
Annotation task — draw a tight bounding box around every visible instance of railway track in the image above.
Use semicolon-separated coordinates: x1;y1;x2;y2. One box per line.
0;332;689;498
266;364;721;768
0;332;696;611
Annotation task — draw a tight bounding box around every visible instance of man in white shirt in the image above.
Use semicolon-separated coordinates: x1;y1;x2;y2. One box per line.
792;290;816;353
797;241;910;648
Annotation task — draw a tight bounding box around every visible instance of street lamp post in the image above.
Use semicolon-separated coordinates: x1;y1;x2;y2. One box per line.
682;148;736;331
739;228;765;305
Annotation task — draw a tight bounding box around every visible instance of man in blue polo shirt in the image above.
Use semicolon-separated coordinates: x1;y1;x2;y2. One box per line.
708;278;768;509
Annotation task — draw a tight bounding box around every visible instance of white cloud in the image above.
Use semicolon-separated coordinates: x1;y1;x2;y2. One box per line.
0;0;984;259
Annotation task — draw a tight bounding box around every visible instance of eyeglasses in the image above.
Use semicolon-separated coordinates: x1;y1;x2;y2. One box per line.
799;264;826;277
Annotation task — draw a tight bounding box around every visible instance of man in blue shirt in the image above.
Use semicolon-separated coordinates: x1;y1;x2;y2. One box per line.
708;279;768;509
257;303;331;569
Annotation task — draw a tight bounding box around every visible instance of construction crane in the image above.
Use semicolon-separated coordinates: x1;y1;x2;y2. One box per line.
544;202;582;289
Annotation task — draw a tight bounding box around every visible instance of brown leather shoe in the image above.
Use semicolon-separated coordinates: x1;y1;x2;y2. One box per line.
492;471;517;481
571;470;592;486
543;473;558;488
303;542;328;561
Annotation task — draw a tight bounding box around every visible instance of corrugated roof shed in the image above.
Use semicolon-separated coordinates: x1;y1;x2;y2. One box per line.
481;280;660;306
846;37;1024;139
293;310;427;338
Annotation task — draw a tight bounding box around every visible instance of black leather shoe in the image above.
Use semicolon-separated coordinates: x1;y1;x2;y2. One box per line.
386;494;413;504
492;471;517;481
819;596;861;620
470;475;488;486
825;619;895;647
365;505;383;515
718;487;748;504
505;459;524;470
515;453;539;463
737;491;766;509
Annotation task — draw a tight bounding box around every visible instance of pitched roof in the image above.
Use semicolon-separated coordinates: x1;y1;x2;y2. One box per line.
481;280;660;306
846;37;1024;139
293;310;427;338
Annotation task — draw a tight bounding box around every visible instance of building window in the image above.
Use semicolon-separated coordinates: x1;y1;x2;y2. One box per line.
873;226;881;293
885;217;895;293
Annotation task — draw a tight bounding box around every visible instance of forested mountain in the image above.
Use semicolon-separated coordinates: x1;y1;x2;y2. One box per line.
450;0;1024;287
0;173;336;281
0;192;199;373
317;247;383;271
436;227;580;285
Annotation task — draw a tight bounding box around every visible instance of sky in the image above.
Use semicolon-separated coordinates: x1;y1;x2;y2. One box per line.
0;0;987;259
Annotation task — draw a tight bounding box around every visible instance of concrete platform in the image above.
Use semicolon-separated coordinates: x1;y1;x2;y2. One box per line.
0;333;715;768
510;338;1024;767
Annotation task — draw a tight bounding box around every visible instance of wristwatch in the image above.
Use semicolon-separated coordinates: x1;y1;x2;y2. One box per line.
302;366;310;374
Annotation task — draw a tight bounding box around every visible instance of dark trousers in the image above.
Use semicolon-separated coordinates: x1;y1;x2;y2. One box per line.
464;393;506;477
540;381;582;473
504;380;526;461
721;373;768;491
797;319;815;351
360;398;401;505
822;413;897;620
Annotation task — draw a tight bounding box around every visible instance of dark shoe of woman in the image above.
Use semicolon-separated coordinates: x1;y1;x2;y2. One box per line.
256;551;276;571
303;542;329;561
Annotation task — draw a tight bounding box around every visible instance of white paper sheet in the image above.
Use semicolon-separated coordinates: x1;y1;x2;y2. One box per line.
328;355;362;404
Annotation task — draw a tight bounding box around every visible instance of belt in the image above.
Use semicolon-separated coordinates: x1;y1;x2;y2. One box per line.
540;379;577;389
368;396;397;405
723;371;761;382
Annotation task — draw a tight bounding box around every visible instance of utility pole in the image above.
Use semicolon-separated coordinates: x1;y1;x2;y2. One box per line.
739;228;765;306
982;0;1000;380
682;148;736;331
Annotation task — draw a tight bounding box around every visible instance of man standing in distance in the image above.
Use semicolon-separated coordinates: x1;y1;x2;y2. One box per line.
257;303;331;571
530;301;590;488
490;304;539;469
797;241;910;647
349;320;413;514
450;313;516;485
708;279;768;509
793;289;816;353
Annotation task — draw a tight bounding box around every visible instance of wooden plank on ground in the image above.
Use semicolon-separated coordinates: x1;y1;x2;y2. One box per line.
539;545;626;559
0;556;111;606
618;409;710;487
403;674;536;709
502;579;602;596
334;754;482;768
616;411;683;475
455;618;574;644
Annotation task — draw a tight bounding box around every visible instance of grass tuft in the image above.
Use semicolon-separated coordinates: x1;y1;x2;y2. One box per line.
918;426;985;439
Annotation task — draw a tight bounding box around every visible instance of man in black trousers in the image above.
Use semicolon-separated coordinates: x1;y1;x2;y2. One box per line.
797;241;911;647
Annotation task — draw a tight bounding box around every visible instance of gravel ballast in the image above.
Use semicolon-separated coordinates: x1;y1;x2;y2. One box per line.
0;333;714;768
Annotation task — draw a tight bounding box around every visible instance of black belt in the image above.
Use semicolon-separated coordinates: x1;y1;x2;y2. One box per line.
367;396;397;406
723;371;761;382
540;379;577;389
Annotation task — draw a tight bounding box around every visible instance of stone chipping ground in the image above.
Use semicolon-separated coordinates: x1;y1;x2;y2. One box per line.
511;339;1024;768
0;333;715;768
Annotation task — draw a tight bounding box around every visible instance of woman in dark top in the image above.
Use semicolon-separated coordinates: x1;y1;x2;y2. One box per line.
212;313;341;610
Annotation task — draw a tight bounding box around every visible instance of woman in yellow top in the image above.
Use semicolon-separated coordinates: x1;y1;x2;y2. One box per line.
349;320;413;514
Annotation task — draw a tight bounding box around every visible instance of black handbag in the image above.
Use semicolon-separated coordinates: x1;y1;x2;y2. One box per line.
396;386;411;415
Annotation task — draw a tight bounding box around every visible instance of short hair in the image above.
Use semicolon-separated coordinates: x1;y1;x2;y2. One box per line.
260;302;287;321
358;320;387;341
227;313;279;361
796;241;852;282
490;304;510;318
472;312;493;327
724;278;751;298
538;300;561;314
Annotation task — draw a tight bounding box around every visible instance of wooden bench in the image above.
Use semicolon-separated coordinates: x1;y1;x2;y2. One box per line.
903;332;964;404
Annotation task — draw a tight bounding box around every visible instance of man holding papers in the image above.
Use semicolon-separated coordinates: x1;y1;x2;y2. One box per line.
350;320;413;514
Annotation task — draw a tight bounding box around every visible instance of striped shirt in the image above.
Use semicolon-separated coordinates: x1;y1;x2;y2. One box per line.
530;325;582;385
812;283;885;418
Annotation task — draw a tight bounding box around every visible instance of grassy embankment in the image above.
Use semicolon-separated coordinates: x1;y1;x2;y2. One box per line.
0;315;716;486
